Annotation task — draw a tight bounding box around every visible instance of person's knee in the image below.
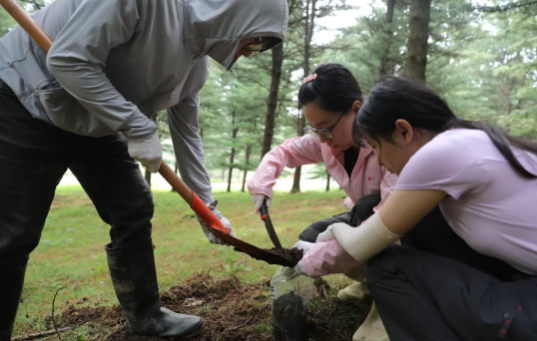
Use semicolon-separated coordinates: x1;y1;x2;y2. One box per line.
298;229;317;243
349;194;381;226
298;222;327;242
0;253;30;268
0;227;41;260
111;189;154;248
299;213;350;242
366;245;403;284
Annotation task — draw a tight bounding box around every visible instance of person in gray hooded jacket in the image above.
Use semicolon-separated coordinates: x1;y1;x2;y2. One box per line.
0;0;288;339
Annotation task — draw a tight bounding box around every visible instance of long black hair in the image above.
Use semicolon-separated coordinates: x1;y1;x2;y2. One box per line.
298;63;363;114
355;76;537;178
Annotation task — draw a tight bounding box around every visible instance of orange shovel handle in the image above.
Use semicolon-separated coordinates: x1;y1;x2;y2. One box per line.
0;0;231;235
159;163;230;234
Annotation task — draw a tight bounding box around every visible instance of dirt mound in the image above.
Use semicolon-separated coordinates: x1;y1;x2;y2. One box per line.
57;273;370;341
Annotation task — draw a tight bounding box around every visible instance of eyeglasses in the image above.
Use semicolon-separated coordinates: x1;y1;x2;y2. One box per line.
303;112;345;139
244;38;265;56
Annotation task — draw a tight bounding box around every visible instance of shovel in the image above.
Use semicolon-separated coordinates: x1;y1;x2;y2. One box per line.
0;0;300;267
260;199;283;249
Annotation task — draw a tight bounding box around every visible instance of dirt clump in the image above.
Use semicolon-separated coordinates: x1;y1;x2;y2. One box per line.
62;306;124;327
264;248;303;266
52;273;369;341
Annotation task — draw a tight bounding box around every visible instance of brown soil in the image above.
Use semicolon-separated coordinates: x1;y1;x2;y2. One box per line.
54;273;370;341
265;248;303;266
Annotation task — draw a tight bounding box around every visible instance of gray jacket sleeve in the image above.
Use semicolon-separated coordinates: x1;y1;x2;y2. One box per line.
45;0;156;138
168;98;214;205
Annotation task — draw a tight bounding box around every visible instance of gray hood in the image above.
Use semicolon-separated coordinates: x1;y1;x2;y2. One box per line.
0;0;289;139
184;0;289;70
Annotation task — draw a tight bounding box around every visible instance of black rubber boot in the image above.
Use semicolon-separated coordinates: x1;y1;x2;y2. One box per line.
106;240;203;338
0;255;28;341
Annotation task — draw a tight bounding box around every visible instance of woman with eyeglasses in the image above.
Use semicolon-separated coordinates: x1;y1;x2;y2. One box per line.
248;63;395;238
287;77;537;341
248;63;397;340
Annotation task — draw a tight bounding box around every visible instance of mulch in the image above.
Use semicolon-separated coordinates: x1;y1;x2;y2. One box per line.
52;273;370;341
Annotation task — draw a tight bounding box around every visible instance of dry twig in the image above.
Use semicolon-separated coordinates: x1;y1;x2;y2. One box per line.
226;311;258;331
12;328;73;341
52;287;66;341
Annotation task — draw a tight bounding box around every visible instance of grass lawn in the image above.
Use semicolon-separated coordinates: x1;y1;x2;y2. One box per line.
13;186;357;338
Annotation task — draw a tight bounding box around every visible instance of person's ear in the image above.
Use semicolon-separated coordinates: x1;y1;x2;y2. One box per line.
394;119;413;145
352;100;362;115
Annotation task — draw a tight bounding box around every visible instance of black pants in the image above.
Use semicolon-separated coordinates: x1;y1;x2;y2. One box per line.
368;246;537;341
0;81;154;260
298;212;350;242
362;197;536;340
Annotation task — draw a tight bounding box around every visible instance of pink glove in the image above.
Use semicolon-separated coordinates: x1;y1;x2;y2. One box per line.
301;239;364;278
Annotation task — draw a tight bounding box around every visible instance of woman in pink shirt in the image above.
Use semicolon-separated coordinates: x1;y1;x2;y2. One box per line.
290;77;537;340
247;63;395;237
248;64;396;340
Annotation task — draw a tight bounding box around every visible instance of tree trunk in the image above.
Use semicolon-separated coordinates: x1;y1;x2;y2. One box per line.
260;43;284;158
226;111;239;193
291;0;317;194
326;172;331;192
241;145;252;192
379;0;396;76
386;0;395;21
404;0;432;81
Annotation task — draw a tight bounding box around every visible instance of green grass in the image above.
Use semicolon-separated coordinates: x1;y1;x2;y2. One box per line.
14;186;353;337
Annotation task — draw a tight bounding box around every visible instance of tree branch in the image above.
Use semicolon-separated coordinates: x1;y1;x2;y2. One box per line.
476;0;537;12
19;0;44;10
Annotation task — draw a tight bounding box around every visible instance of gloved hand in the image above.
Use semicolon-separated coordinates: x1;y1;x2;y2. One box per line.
197;201;235;245
316;222;351;243
280;241;316;281
127;132;163;173
281;260;308;281
291;240;315;255
252;194;271;213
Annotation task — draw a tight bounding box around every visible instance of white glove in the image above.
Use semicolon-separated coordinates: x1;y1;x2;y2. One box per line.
281;261;308;281
316;223;349;243
197;201;235;245
291;240;315;255
252;194;271;213
127;132;162;173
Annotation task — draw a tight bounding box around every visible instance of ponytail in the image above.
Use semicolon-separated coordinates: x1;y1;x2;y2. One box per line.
453;119;537;179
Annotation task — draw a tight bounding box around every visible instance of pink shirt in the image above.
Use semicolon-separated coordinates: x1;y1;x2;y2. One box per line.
396;129;537;275
247;135;397;209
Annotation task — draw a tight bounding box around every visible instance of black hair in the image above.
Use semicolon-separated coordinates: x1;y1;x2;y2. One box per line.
298;63;363;114
354;76;537;179
261;37;282;53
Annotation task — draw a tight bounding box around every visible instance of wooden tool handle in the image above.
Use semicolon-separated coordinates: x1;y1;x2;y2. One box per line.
0;0;52;52
158;161;194;205
0;0;231;234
